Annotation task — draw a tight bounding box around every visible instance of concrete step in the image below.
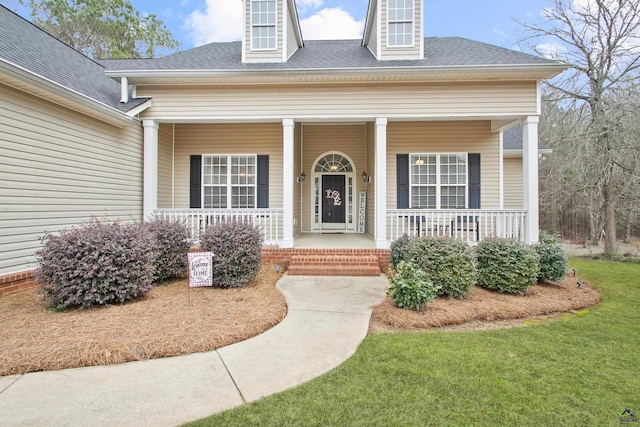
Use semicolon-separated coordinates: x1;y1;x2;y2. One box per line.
287;254;381;276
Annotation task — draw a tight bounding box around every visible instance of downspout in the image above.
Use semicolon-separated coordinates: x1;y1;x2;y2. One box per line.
172;123;175;208
120;77;128;103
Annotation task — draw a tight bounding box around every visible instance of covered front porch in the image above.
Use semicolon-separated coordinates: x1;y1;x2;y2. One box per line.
145;116;541;249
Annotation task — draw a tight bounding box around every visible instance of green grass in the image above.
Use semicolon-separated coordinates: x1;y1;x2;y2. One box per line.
186;260;640;426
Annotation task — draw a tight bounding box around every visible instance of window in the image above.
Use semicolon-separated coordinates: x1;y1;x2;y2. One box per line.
388;0;413;47
252;0;276;50
410;154;467;209
203;155;256;208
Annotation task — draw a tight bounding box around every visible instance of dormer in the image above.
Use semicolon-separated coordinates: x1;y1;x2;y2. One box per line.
362;0;424;61
242;0;304;63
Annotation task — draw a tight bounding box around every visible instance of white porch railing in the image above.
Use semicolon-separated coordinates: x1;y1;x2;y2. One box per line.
386;209;528;244
153;209;283;245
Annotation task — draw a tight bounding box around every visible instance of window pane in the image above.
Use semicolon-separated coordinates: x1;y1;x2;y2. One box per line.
411;186;436;209
204;186;227;209
232;187;255;209
441;186;466;209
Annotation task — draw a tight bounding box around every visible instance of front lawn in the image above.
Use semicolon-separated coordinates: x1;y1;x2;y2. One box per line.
187;259;640;426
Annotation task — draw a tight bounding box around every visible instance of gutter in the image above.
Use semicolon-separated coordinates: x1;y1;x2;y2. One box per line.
104;62;569;81
0;58;139;127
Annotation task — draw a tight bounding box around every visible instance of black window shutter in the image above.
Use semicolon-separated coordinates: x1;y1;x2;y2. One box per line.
190;155;202;209
468;153;481;209
397;154;409;209
257;155;269;208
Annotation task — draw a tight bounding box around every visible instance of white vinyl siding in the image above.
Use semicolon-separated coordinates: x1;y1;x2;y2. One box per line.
137;81;539;120
0;83;143;276
504;157;524;208
366;122;376;238
286;4;300;59
157;123;173;209
387;121;501;210
171;123;283;209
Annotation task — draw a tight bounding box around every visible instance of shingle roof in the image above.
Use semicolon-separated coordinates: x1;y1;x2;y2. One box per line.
503;127;550;151
100;38;558;72
0;6;146;113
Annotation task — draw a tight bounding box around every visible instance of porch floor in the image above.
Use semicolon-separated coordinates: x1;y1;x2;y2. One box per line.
294;233;375;249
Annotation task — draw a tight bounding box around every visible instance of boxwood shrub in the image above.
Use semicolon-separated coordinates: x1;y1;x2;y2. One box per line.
397;236;477;299
535;231;568;283
390;234;411;267
200;220;263;288
145;218;190;283
476;238;540;294
36;219;155;310
387;261;440;312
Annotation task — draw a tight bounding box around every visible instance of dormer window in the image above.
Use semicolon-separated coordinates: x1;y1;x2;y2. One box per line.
388;0;414;47
252;0;276;50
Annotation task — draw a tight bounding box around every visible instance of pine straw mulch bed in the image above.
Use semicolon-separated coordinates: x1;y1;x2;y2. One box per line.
369;274;601;333
0;264;286;377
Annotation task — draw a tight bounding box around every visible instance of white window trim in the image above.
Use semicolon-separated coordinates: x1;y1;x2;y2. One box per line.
251;0;278;51
409;153;468;209
387;0;415;48
202;154;258;209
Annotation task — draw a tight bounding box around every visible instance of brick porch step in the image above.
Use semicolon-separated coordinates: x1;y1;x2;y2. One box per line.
287;254;381;276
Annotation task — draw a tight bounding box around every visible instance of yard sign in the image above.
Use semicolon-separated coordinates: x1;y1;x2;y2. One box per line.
187;252;213;287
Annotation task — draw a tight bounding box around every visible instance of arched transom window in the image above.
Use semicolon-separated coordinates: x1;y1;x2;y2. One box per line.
314;153;353;173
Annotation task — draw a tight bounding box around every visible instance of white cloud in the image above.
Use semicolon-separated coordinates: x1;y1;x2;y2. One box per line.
185;0;243;46
300;7;364;40
536;42;568;60
297;0;323;9
184;3;363;46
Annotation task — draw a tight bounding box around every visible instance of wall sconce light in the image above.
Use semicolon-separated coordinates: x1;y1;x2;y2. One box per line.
297;171;306;183
361;171;371;183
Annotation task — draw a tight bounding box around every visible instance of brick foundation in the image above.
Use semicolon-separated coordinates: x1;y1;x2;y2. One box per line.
0;270;38;296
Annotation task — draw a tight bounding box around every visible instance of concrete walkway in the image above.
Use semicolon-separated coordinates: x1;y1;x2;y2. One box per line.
0;275;388;427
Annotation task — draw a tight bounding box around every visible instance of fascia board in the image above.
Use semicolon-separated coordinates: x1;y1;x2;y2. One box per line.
105;63;569;82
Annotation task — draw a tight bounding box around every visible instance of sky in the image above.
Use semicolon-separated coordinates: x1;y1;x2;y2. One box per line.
120;0;552;53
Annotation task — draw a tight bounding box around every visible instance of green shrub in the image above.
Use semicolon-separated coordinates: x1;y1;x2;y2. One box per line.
145;218;190;283
403;237;477;298
535;231;568;283
200;220;263;288
476;238;540;294
390;234;411;266
387;261;441;311
36;219;155;310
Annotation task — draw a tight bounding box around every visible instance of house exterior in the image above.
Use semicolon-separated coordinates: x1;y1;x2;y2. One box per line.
0;1;566;288
0;6;148;291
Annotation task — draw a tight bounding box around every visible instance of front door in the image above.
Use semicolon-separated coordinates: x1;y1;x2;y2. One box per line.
322;175;346;227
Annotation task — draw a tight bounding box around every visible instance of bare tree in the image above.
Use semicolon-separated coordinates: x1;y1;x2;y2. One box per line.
522;0;640;254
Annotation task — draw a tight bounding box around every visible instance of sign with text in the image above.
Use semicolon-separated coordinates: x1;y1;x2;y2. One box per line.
187;252;213;287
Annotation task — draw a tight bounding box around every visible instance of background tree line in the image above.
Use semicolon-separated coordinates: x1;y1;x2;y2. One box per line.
525;0;640;254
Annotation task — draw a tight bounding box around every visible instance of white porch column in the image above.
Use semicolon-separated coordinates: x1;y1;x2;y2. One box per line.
522;116;540;243
143;120;159;221
375;118;389;249
282;119;295;248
